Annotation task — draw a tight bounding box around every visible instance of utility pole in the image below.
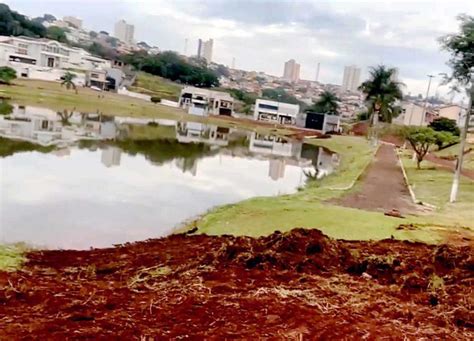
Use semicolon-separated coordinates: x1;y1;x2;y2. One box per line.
450;81;473;202
315;62;320;82
420;74;435;126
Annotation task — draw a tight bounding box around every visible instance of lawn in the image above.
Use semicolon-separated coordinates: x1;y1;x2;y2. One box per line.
400;154;474;227
434;142;474;170
128;72;182;101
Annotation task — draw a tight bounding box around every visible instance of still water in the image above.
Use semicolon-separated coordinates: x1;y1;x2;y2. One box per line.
0;105;339;249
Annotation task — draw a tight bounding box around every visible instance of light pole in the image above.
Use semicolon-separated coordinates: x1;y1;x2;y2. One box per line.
420;74;435;126
450;78;473;202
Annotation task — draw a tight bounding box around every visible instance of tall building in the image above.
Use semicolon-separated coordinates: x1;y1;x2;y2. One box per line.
197;38;213;63
342;65;361;92
114;20;134;45
283;59;300;83
391;67;399;82
63;16;82;29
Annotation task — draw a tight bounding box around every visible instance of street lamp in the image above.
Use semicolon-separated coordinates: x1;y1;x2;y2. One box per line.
420;74;435;126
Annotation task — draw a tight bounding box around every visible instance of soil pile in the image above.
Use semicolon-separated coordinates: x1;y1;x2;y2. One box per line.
1;228;473;339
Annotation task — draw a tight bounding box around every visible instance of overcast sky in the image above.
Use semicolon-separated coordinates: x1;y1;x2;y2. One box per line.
5;0;473;98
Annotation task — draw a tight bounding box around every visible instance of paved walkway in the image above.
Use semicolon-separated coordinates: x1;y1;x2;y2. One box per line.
331;144;418;214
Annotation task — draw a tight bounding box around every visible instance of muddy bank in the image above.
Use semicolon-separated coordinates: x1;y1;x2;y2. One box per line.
1;229;473;339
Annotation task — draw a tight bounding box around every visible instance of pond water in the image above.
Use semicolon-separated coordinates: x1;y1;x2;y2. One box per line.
0;105;339;249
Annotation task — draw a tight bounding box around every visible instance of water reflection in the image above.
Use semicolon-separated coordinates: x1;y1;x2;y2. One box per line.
0;105;340;249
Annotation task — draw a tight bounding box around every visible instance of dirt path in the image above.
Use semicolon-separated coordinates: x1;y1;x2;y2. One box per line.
426;153;474;180
0;229;472;339
332;143;418;214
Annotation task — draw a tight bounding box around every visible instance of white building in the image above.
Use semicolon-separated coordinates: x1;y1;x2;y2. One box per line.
0;36;110;76
254;99;300;125
342;65;361;92
114;20;135;45
101;146;122;168
402;102;427;126
197;38;213;63
63;16;82;29
283;59;300;83
179;87;234;117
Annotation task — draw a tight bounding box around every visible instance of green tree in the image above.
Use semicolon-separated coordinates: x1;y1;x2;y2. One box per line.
0;101;13;115
358;65;403;123
439;15;474;85
151;96;161;104
262;88;301;105
402;127;438;169
0;4;47;37
46;26;68;43
61;72;76;91
306;90;340;115
434;131;459;150
429;117;461;136
0;66;17;84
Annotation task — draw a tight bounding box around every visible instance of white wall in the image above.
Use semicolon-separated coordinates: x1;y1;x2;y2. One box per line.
117;87;151;101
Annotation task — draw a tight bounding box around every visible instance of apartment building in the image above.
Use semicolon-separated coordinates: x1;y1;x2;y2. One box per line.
253;99;300;125
197;38;213;63
114;20;135;45
179;87;234;116
283;59;300;83
342;65;361;92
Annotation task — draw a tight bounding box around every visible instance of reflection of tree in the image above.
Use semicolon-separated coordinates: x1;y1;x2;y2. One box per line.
57;110;73;126
0;101;13;116
0;137;54;157
303;166;319;182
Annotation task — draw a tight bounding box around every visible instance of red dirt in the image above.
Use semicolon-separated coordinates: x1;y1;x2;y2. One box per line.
1;229;473;339
332;144;419;214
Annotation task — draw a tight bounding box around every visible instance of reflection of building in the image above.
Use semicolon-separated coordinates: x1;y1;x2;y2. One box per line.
179;87;234;116
101;146;122;167
176;122;230;146
269;159;285;181
254;99;299;125
0;105;118;146
175;158;198;176
249;133;302;158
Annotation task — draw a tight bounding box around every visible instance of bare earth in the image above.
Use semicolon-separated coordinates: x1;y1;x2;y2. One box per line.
333;143;418;214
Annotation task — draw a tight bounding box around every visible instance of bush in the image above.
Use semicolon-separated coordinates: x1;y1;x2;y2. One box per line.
429;117;460;136
151;96;161;104
0;66;17;84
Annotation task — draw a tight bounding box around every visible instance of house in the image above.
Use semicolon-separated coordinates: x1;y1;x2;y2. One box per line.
0;36;110;75
303;112;341;134
179;87;234;116
253;99;299;125
437;105;467;127
86;69;108;90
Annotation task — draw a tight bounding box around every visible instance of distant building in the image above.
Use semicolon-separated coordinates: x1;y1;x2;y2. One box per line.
197;38;213;63
253;99;299;125
342;65;361;92
179;87;234;116
283;59;300;83
63;16;82;29
437;105;467;128
114;20;134;45
303;112;341;133
391;67;399;83
85;69;107;90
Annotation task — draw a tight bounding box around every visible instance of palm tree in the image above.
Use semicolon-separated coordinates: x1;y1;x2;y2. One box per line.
306;90;340;115
61;72;77;91
358;65;403;124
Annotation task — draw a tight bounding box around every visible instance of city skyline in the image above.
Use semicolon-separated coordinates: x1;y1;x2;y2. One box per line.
4;0;473;97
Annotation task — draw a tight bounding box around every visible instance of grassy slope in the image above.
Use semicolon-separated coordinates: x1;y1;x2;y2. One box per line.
434;142;474;170
0;246;25;271
194;136;449;244
128;72;182;101
400;154;474;227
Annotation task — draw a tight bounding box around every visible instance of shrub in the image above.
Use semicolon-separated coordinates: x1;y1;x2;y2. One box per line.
151;96;161;104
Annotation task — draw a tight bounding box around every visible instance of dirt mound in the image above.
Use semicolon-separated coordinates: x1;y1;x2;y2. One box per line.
1;229;473;339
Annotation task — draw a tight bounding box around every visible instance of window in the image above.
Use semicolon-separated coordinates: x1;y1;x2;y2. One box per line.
258;103;278;110
91;73;99;78
41;120;49;129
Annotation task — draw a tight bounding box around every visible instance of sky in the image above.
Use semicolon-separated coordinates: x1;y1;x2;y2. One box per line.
4;0;473;99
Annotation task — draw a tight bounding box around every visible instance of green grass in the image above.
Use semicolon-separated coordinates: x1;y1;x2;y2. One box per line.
434;142;474;170
0;245;26;271
128;72;182;101
400;155;474;227
0;137;55;157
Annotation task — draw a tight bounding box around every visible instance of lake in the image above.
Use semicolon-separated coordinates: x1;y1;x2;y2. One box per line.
0;104;339;249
